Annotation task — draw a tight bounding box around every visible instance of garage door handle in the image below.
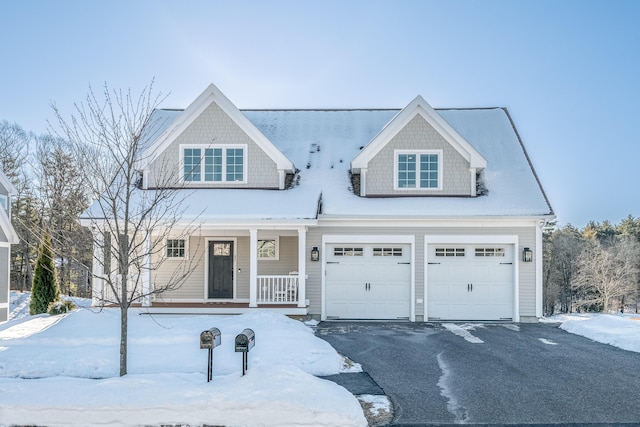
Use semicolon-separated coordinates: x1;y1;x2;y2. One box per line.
428;262;441;265
500;262;513;265
397;262;410;265
327;261;339;264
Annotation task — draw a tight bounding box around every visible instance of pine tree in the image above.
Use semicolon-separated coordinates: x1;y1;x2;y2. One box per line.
29;231;60;315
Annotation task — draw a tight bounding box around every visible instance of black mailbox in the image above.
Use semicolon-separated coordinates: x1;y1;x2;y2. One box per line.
200;327;221;349
200;327;221;382
235;328;255;375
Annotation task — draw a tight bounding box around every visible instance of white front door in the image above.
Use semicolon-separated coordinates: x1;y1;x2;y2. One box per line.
427;245;514;320
325;244;411;319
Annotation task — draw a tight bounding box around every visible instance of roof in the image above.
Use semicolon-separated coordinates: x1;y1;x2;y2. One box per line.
85;103;554;222
351;96;487;171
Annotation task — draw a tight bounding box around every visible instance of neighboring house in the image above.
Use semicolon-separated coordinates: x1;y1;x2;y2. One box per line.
0;170;19;322
87;83;554;322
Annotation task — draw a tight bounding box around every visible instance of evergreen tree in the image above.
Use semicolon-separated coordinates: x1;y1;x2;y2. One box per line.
29;231;60;314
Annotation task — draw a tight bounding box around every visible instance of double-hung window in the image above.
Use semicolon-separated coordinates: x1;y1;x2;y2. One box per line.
166;239;187;259
395;149;442;190
182;144;247;183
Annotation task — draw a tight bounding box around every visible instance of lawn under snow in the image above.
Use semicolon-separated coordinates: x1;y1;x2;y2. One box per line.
0;293;367;427
544;312;640;353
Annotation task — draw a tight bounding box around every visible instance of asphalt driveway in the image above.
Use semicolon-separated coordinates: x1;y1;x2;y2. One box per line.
316;321;640;426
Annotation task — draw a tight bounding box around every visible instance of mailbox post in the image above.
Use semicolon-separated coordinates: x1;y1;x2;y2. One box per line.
200;327;221;382
235;328;255;376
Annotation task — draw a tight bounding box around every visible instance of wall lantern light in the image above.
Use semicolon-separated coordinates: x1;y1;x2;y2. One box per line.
311;246;320;262
523;247;533;262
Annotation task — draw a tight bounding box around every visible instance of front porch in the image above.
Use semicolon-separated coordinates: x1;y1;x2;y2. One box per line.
91;225;312;316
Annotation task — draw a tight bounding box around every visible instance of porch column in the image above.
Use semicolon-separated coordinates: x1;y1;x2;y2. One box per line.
297;227;306;308
249;228;258;307
141;233;152;307
91;230;104;307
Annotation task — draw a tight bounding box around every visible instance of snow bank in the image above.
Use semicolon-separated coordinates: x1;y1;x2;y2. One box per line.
0;301;366;426
557;313;640;353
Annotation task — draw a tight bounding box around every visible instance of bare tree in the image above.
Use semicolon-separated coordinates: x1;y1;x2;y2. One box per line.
0;120;30;182
53;82;198;376
571;237;640;313
0;121;39;291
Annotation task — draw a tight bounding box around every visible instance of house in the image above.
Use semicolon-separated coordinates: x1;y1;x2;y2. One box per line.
87;83;554;322
0;170;19;322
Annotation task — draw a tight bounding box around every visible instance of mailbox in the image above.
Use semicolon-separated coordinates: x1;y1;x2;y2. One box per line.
200;327;221;349
235;328;255;353
200;327;221;382
235;328;255;376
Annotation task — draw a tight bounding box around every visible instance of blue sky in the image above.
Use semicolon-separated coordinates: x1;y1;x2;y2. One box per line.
1;0;638;227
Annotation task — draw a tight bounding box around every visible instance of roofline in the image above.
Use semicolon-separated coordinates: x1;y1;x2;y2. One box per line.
351;95;488;171
501;107;555;217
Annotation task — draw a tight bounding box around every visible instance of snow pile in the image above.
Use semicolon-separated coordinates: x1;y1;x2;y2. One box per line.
555;313;640;353
0;301;366;426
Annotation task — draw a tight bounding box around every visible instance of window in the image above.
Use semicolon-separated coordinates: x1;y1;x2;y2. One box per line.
373;247;403;257
258;238;279;260
166;239;186;258
475;247;505;257
435;248;465;257
0;194;7;211
182;145;246;183
395;150;442;190
334;247;364;257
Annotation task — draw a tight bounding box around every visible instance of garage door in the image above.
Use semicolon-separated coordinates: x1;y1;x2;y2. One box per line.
427;244;514;321
325;244;411;320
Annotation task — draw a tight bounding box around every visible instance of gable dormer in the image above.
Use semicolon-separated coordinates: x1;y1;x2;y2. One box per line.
141;84;295;190
351;96;487;197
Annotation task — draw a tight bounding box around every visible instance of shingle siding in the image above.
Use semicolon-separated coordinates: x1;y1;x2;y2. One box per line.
147;102;280;189
366;115;471;196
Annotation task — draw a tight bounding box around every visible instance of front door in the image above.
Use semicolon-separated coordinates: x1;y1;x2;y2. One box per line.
208;241;234;299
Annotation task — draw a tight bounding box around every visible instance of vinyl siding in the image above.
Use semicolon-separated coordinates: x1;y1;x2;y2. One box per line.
147;102;280;189
366;115;471;196
1;247;8;322
153;235;299;301
306;225;538;320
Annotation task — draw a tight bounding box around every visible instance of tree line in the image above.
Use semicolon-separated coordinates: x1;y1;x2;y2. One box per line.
1;120;92;297
544;217;640;315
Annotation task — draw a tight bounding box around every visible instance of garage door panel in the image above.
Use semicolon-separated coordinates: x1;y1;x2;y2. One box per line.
325;244;411;320
427;244;514;321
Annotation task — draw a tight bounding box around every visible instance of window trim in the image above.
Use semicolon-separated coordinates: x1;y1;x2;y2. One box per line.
165;238;188;259
180;144;248;184
394;149;443;191
257;237;279;261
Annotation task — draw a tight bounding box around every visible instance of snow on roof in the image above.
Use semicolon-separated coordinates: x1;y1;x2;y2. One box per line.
87;106;552;221
243;107;553;218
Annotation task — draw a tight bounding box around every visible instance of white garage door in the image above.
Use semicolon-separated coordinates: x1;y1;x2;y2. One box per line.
427;244;514;321
325;244;411;320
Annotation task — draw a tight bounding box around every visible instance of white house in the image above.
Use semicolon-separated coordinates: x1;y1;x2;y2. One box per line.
0;170;19;322
86;83;554;322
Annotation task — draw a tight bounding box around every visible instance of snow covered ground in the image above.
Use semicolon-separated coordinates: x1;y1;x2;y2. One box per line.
543;312;640;353
0;292;368;427
3;292;640;427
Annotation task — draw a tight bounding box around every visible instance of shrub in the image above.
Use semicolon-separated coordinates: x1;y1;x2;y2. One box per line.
47;299;76;315
30;231;60;315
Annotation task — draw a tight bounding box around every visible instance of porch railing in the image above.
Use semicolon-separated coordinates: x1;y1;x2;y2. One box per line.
257;275;299;304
